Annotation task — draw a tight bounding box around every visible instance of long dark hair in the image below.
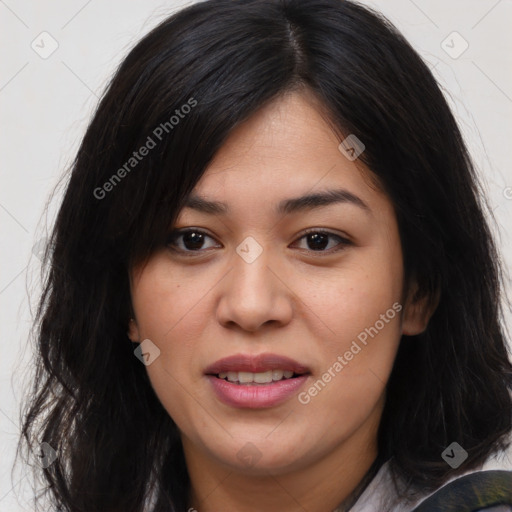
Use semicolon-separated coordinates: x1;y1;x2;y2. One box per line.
18;0;512;510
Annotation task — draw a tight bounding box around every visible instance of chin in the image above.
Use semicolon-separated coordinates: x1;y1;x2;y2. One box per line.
203;435;315;475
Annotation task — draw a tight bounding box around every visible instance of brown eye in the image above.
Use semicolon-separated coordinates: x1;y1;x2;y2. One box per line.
166;229;220;254
294;230;351;253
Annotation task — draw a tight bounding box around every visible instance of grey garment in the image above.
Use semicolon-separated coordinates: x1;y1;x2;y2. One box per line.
475;507;512;512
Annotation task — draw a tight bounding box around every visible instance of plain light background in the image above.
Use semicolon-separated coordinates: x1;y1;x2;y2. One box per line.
1;0;511;509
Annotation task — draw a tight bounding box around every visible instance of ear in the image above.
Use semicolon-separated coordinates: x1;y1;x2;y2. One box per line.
127;318;141;343
402;280;440;336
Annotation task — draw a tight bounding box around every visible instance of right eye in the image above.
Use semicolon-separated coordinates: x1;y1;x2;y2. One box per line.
166;228;221;255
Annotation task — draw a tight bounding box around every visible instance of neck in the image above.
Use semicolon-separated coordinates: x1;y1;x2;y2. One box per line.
331;455;384;512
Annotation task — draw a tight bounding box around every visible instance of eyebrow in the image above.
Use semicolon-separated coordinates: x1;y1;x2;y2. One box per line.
183;188;371;216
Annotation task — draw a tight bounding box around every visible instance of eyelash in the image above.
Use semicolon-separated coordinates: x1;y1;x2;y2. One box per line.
165;228;352;257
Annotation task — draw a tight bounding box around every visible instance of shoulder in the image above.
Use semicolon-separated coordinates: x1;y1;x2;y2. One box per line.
350;449;512;512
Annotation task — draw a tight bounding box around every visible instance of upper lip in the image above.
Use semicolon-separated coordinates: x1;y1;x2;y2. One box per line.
205;353;310;375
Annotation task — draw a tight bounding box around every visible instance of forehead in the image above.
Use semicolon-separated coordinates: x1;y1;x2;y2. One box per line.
181;91;389;220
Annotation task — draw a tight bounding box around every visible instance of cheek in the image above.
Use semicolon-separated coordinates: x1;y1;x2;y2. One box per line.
295;247;403;348
131;256;213;343
130;263;204;414
296;366;387;446
295;303;402;439
293;240;403;412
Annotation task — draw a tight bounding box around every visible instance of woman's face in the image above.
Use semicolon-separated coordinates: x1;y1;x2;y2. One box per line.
129;91;425;477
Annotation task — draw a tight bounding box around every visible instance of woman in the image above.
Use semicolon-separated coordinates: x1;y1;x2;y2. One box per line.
19;0;512;510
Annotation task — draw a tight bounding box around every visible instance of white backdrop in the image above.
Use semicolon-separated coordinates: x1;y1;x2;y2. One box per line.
1;0;511;509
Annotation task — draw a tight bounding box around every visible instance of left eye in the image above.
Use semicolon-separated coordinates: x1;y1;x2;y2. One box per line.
293;230;350;252
165;229;350;255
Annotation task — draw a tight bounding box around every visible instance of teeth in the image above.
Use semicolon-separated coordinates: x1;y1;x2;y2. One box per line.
238;371;254;384
217;370;297;384
227;371;238;382
254;370;273;383
272;369;284;381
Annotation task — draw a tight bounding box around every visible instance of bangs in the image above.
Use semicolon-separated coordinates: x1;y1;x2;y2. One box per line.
85;3;305;270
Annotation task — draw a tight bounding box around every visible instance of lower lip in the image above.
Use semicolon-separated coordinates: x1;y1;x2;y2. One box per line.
207;375;309;409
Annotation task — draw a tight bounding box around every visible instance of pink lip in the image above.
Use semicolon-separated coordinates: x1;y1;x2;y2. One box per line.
204;353;310;375
207;374;309;409
204;353;310;409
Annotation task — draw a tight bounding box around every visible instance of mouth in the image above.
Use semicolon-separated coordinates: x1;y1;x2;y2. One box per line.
204;353;311;408
204;352;310;380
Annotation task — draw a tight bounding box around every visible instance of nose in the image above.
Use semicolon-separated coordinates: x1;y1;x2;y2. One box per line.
215;245;294;332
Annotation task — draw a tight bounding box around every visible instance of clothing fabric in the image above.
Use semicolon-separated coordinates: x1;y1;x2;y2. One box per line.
476;507;512;512
347;454;512;512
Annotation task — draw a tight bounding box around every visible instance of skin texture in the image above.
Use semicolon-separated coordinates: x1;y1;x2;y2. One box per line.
128;90;434;512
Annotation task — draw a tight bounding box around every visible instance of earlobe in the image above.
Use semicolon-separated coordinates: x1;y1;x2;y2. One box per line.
127;318;141;343
401;282;440;336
